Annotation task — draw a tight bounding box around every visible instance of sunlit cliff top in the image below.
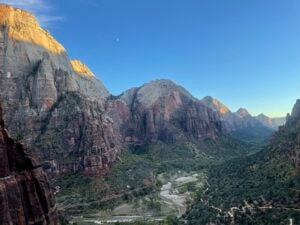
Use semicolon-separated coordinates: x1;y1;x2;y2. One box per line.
70;59;95;77
0;4;65;54
202;96;231;115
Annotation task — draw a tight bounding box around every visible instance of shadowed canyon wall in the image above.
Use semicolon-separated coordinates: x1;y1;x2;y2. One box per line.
0;101;59;225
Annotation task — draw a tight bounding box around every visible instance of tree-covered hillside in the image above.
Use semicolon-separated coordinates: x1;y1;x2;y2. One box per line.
185;101;300;225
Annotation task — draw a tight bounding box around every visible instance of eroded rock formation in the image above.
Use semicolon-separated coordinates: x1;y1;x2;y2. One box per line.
0;102;59;225
107;79;226;145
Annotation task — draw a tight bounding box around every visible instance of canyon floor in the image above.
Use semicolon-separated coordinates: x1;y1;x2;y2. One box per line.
69;172;206;224
53;139;260;225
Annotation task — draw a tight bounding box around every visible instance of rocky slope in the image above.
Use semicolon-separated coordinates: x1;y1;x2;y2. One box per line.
0;4;121;175
107;80;226;146
0;101;59;225
234;107;267;128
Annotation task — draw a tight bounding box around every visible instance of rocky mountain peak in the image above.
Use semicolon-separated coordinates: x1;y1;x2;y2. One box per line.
141;79;188;91
140;79;183;93
107;78;227;144
70;59;95;78
256;113;270;120
255;113;278;130
0;3;65;54
236;108;251;117
133;79;194;108
201;96;231;115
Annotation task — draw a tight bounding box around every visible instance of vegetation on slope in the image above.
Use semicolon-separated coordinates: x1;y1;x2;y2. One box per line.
185;121;300;225
54;136;256;218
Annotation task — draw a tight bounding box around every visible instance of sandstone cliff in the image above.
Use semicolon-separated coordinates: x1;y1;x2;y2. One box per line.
107;79;226;145
0;4;65;54
70;59;94;78
0;4;121;175
0;101;59;225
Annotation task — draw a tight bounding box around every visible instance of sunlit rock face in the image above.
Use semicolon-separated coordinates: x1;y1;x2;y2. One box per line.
107;79;226;145
0;4;65;54
71;59;94;77
0;4;121;176
201;96;231;116
0;102;59;225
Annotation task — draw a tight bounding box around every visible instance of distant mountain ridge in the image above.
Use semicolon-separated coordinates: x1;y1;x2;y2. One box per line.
255;113;286;129
201;96;283;131
201;96;288;142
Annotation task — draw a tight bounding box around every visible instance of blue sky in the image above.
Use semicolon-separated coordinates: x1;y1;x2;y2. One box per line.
2;0;300;117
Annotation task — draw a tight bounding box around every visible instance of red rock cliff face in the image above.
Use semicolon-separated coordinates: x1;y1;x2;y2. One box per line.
0;102;59;225
107;80;226;145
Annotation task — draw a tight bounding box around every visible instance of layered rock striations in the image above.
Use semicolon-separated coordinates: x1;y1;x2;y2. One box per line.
0;4;121;175
0;102;59;225
107;80;226;145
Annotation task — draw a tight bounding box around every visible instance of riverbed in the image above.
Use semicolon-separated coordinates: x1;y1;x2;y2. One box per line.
70;172;206;224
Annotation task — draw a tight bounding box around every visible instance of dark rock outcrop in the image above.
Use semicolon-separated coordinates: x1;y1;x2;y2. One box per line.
288;99;300;124
280;99;300;169
0;102;59;225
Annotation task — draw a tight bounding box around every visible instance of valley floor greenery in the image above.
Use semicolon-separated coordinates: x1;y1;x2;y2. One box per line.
55;135;281;225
